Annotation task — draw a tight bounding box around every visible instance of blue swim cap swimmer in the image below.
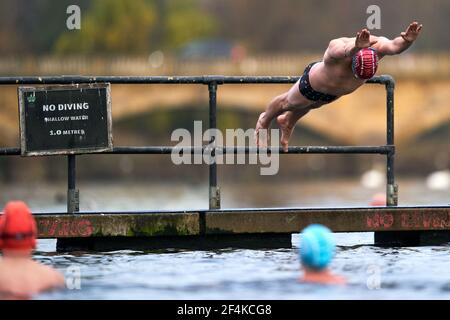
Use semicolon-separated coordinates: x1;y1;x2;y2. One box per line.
299;224;335;270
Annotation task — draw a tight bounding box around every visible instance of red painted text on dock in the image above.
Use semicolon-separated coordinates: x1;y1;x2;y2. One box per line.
38;219;93;237
401;211;450;229
366;212;394;229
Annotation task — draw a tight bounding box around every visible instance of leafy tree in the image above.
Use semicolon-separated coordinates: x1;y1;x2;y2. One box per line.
163;0;217;49
54;0;217;55
54;0;156;54
0;0;91;55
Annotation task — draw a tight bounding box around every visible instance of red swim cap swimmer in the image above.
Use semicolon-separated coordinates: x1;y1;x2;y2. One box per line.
352;48;379;79
0;201;37;250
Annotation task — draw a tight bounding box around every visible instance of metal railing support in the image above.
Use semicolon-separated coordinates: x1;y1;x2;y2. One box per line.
385;77;398;206
67;154;79;213
208;82;221;209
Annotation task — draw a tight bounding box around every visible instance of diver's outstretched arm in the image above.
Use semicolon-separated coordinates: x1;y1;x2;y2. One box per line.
324;29;378;62
375;21;423;56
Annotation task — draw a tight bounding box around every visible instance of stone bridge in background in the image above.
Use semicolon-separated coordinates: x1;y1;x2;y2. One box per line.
0;55;449;145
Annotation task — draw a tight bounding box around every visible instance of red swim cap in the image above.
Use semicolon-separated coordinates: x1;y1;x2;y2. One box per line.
351;48;379;79
0;201;37;250
370;193;386;206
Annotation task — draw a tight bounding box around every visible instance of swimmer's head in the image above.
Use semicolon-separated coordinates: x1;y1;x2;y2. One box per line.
352;47;379;79
0;201;37;251
370;193;386;206
299;224;335;271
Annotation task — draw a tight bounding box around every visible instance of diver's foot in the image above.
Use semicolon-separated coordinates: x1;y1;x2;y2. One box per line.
255;112;270;148
276;112;295;152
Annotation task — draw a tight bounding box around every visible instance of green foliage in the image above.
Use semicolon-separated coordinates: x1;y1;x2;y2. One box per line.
55;0;156;54
1;0;450;55
164;0;217;49
53;0;216;55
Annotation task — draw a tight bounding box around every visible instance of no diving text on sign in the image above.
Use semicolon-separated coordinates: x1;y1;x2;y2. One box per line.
18;83;113;156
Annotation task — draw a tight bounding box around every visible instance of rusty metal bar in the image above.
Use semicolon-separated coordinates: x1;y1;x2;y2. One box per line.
0;145;393;155
110;145;393;154
385;77;398;206
0;75;389;85
208;82;221;209
67;155;79;213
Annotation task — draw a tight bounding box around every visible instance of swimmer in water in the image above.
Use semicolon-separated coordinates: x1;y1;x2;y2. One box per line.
255;22;423;151
0;201;65;299
299;224;346;285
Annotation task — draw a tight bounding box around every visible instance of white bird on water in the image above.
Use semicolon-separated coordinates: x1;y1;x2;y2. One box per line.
426;170;450;190
361;168;385;189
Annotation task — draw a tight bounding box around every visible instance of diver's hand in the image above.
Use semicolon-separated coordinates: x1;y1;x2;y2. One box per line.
401;21;423;43
355;29;378;49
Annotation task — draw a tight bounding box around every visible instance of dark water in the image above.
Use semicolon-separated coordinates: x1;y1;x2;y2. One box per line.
0;179;449;299
34;234;450;300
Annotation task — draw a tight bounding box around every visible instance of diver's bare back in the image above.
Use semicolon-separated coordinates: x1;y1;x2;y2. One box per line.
306;36;387;99
296;26;421;107
308;45;366;98
296;30;400;104
278;30;380;112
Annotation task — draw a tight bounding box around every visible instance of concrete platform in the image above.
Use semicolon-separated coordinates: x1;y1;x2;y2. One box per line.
34;206;450;251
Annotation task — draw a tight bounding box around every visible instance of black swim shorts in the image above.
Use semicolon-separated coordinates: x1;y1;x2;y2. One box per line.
299;62;338;103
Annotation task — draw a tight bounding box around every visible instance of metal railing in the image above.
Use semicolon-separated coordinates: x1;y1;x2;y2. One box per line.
0;75;397;212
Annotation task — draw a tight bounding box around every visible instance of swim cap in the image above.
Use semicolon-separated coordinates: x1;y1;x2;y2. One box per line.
0;201;37;250
299;224;335;270
370;193;386;206
352;48;379;79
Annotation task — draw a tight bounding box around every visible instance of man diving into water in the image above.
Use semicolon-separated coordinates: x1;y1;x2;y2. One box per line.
255;22;423;151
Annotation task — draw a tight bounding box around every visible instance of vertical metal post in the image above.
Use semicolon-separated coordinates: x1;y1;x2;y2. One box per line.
67;154;79;213
208;82;220;209
386;81;398;206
